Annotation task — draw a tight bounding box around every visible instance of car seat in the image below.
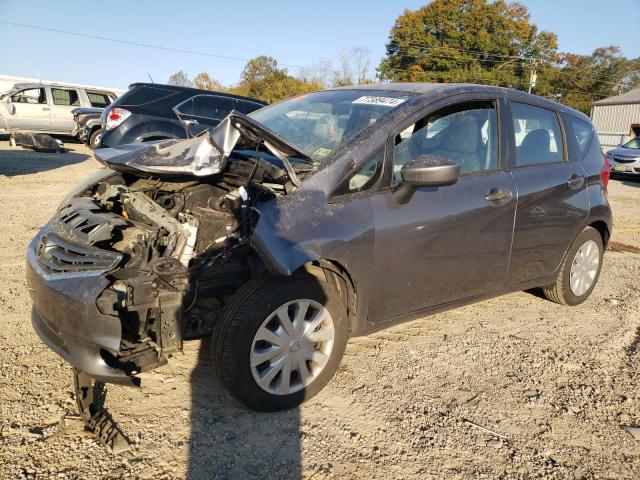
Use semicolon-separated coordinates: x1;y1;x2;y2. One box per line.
517;129;551;165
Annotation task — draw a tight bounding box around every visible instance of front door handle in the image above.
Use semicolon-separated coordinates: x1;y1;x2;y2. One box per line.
485;187;513;204
42;107;50;111
567;174;585;189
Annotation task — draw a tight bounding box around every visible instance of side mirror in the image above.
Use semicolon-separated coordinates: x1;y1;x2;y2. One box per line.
393;154;460;204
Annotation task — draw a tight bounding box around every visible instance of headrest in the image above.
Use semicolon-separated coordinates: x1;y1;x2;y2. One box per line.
441;114;479;153
521;129;550;150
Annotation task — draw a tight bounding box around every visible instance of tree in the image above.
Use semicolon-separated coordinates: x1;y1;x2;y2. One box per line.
544;47;640;113
167;70;193;87
193;72;224;91
333;47;373;87
298;59;333;87
378;0;558;89
231;55;323;102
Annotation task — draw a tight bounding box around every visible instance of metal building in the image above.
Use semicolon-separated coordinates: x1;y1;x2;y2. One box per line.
590;88;640;150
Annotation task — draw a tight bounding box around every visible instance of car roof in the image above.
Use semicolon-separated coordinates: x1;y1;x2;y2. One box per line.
11;82;113;93
128;82;267;105
330;82;589;121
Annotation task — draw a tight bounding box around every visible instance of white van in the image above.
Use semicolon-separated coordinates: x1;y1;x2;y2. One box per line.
0;83;117;135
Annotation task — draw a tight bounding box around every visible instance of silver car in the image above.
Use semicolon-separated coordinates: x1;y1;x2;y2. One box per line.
607;138;640;176
0;83;116;136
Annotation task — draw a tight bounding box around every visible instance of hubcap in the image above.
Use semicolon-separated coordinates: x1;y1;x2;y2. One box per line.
250;299;334;396
569;239;600;296
93;133;101;147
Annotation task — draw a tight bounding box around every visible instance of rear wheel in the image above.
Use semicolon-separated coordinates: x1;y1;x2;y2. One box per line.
89;129;102;149
542;226;604;305
213;274;348;411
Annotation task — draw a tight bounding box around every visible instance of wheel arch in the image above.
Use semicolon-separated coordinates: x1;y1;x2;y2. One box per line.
296;259;358;336
588;220;610;248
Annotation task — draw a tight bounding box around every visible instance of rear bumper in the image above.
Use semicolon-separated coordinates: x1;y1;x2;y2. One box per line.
26;232;134;385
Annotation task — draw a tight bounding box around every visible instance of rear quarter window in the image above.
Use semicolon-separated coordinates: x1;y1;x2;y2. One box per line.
86;91;112;108
566;116;594;157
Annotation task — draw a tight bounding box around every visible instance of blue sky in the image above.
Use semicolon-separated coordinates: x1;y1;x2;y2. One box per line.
0;0;638;89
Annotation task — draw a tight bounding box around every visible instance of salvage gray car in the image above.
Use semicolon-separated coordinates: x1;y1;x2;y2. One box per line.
607;137;640;176
27;83;613;416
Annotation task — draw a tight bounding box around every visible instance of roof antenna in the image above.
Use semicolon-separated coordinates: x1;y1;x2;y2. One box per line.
147;73;155;83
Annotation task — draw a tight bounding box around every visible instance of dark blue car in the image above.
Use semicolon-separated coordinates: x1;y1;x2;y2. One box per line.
28;83;612;415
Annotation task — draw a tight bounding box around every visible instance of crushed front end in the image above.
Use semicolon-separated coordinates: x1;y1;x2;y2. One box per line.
27;115;313;387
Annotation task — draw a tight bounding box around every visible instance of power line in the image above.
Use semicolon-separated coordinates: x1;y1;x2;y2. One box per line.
392;42;628;82
0;20;306;69
388;45;626;87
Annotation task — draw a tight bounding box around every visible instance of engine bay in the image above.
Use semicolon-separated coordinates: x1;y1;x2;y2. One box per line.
50;150;310;377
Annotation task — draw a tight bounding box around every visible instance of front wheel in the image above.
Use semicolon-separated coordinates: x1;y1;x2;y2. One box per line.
543;226;604;305
213;274;348;411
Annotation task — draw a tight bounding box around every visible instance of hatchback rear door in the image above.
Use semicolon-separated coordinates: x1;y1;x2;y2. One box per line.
368;98;517;324
505;100;589;284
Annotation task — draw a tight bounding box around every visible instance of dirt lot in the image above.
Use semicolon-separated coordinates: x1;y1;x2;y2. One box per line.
1;140;639;479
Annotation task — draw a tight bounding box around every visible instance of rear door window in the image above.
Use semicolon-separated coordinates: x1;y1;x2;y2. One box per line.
51;88;80;106
86;91;112;108
176;95;235;121
566;116;594;156
511;102;564;166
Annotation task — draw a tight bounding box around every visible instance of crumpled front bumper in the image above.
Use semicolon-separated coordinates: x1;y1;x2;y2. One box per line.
26;232;134;385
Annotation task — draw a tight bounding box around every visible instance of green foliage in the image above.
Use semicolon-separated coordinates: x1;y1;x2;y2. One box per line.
378;0;558;88
228;55;323;103
542;47;640;113
378;0;639;114
193;72;223;91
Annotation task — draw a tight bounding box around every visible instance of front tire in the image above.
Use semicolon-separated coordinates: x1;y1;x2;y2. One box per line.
213;274;348;411
543;226;604;305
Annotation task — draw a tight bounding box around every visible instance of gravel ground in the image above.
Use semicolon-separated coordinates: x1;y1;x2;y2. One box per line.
1;140;639;479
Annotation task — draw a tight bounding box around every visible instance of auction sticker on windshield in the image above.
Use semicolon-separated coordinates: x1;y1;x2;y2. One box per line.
352;96;407;107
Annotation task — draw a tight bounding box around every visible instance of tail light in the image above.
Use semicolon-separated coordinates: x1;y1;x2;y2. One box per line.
105;108;131;130
601;153;611;193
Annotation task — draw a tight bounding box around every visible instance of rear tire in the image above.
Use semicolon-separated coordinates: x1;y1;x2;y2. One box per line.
542;226;604;305
213;273;348;411
89;129;102;150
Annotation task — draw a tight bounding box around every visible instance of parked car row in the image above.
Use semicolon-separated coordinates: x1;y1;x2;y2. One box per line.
1;81;267;150
0;83;116;135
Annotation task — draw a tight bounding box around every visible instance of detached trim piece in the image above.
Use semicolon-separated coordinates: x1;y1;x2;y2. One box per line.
73;369;131;453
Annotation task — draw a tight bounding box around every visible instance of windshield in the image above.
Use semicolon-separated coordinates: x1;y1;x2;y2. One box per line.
249;89;412;161
622;138;640;149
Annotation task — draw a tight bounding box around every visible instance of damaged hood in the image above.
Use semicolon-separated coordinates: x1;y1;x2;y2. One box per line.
95;111;313;177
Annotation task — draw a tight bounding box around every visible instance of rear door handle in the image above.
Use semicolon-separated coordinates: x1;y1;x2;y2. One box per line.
485;187;513;204
567;174;585;189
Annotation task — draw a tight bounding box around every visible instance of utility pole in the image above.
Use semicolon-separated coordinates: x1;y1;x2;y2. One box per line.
528;60;537;94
